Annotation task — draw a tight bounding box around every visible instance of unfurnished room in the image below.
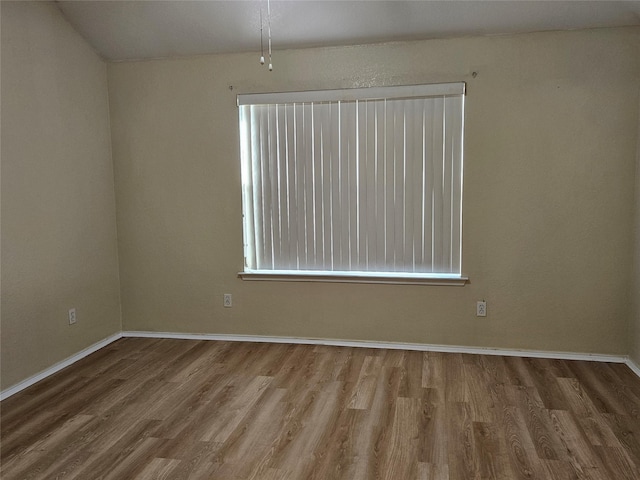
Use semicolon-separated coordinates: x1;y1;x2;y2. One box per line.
1;1;640;478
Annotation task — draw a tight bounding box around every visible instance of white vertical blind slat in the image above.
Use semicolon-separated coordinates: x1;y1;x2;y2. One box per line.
365;101;377;269
311;104;323;267
392;100;405;271
404;99;416;271
347;102;358;269
268;106;280;268
302;103;315;268
259;107;273;269
340;101;353;269
422;100;433;271
284;105;297;269
384;100;395;268
441;98;453;272
319;104;332;270
275;104;289;269
270;106;282;267
431;97;445;272
374;100;386;271
357;101;367;269
409;100;423;271
450;96;464;273
294;103;307;268
330;102;341;270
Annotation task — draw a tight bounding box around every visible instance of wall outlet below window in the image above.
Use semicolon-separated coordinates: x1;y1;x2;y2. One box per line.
476;301;487;317
223;294;232;308
68;308;77;325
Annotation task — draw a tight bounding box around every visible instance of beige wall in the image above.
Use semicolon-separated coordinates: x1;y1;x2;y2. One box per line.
632;94;640;365
1;6;637;395
108;27;640;356
1;2;121;390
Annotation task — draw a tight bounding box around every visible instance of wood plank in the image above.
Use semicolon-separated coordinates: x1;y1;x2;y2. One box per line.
601;413;640;466
444;354;466;403
446;402;481;479
511;386;566;461
594;445;640;480
520;358;569;410
348;355;384;410
380;396;420;479
568;361;629;415
417;462;450;480
136;457;181;479
398;350;423;399
464;362;496;423
500;405;546;479
418;388;448;467
549;409;609;480
472;421;513;479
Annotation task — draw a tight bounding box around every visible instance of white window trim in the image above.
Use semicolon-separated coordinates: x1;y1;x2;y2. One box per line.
238;82;467;285
239;270;469;286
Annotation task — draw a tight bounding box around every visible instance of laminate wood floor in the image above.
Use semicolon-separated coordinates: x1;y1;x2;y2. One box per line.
2;338;640;479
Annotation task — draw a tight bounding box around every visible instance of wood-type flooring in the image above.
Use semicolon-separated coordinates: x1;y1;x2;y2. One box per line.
2;337;640;479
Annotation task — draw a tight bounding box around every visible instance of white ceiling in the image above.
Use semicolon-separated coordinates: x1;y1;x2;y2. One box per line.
56;0;640;62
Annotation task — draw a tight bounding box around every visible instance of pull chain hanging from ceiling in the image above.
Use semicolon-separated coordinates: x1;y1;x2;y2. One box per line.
259;4;265;65
259;0;273;71
267;0;272;71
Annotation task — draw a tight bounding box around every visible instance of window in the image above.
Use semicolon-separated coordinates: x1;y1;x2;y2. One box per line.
237;82;466;285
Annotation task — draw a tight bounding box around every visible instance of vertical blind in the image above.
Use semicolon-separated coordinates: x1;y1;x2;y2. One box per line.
238;83;465;277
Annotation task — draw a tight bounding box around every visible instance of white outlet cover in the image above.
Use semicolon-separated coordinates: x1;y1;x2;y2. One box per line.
223;294;232;307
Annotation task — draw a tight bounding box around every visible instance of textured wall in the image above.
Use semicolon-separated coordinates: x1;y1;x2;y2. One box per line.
1;2;121;390
108;27;640;355
632;94;640;366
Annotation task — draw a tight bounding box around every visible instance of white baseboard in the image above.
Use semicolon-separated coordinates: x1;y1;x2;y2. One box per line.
3;330;637;402
123;330;629;365
625;358;640;378
0;332;123;401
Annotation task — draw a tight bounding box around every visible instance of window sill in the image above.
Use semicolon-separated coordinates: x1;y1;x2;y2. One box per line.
238;271;468;286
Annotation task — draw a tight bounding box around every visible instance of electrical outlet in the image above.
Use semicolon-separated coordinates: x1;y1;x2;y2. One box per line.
223;294;232;308
476;301;487;317
68;308;77;325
